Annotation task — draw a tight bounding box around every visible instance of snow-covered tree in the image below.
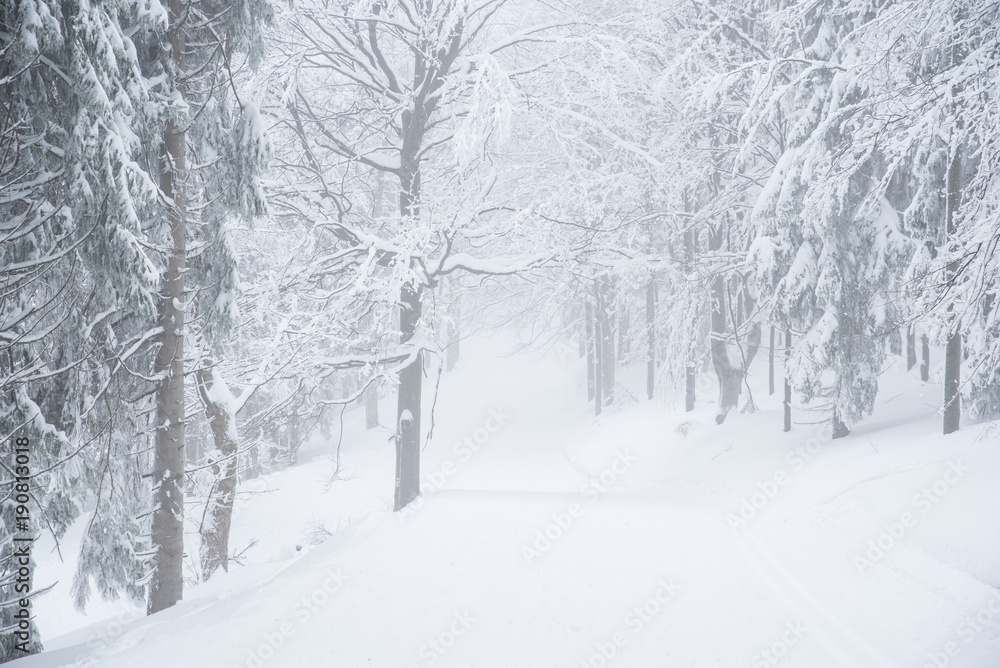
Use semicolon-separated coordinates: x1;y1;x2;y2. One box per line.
143;0;272;614
746;2;910;436
865;0;1000;431
0;0;168;656
262;0;550;510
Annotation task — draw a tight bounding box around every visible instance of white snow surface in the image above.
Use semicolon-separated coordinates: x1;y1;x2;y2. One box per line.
16;334;1000;667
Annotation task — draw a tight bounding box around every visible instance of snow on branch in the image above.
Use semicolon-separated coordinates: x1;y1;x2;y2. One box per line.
433;251;551;277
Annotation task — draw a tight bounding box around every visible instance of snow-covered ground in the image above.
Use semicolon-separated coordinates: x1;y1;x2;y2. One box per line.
14;334;1000;667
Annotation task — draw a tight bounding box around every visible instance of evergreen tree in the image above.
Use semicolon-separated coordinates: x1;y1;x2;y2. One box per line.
746;4;909;436
144;0;272;614
0;0;164;657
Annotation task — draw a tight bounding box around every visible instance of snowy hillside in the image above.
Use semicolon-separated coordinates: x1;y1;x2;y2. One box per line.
14;335;1000;668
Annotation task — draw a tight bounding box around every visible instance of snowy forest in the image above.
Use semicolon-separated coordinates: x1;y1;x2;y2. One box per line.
2;0;1000;666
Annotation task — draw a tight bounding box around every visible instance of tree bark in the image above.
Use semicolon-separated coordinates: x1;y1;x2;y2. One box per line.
683;215;697;412
906;325;917;371
832;409;851;439
646;277;656;400
598;277;615;407
618;299;629;362
585;300;595;402
286;413;301;465
715;366;743;423
593;282;604;416
768;325;775;396
363;173;382;432
394;281;422;510
783;330;792;433
445;319;460;371
444;277;460;372
709;226;733;422
943;140;962;435
393;146;424;508
354;377;365;407
710;270;739;422
149;0;186;615
709;230;759;423
365;383;379;429
921;333;930;381
944;331;961;435
195;367;238;582
685;367;696;412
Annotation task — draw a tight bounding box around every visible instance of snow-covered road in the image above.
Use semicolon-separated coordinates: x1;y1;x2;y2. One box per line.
17;335;1000;667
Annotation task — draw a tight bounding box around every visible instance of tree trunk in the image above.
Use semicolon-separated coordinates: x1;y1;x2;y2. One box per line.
710;226;735;423
286;413;301;465
149;0;186;615
394;281;423;510
445;319;460;371
685;367;696;411
944;331;961;435
362;174;382;432
444;277;460;372
920;333;930;381
593;283;604;417
709;230;759;423
943;137;962;435
365;383;379;429
783;330;792;433
618;299;629;362
683;205;697;412
716;368;742;423
646;277;656;400
393;157;424;510
889;328;902;355
354;376;365;407
598;277;615;407
768;325;775;395
906;325;917;371
585;300;595;402
832;409;851;439
195;366;238;582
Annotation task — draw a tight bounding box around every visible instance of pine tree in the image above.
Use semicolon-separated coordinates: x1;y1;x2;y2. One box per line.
746;5;909;436
144;0;272;614
0;0;164;656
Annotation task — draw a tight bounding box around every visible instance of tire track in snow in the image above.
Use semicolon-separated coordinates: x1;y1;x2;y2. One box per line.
670;505;896;667
732;527;898;668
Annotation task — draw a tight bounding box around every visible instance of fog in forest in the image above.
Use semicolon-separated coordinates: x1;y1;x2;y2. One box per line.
1;1;999;666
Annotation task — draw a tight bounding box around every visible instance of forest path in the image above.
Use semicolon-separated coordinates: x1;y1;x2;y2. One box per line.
405;335;1000;667
17;334;1000;668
